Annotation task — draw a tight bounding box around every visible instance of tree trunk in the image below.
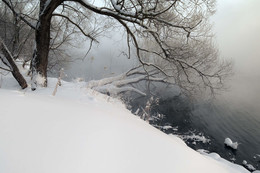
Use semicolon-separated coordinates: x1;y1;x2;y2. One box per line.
31;17;51;89
31;0;63;90
12;13;19;57
0;39;28;89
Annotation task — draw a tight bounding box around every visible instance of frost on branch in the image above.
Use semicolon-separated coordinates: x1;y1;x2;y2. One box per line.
87;66;167;97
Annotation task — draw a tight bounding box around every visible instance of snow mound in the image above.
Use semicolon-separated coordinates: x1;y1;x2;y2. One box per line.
224;137;239;149
198;151;249;173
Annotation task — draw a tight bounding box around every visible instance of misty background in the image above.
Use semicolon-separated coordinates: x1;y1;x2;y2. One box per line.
66;0;260;105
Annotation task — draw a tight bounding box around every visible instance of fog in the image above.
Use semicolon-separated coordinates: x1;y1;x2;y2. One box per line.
213;0;260;74
65;27;138;81
212;0;260;108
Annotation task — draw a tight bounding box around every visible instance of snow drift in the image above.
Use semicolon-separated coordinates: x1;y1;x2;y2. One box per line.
0;76;253;173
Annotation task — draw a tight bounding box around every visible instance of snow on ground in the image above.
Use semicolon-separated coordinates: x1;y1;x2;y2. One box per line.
0;75;253;173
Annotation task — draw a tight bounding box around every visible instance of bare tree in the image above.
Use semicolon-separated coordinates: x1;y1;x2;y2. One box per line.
1;0;232;95
0;1;98;75
0;0;37;60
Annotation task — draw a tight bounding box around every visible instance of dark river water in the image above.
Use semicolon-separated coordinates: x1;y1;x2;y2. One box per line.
130;94;260;171
190;99;260;170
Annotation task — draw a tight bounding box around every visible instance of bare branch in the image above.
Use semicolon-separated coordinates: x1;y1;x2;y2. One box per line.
0;66;12;72
52;13;98;42
2;0;36;30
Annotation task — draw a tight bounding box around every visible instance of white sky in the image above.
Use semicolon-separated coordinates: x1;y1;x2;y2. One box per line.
212;0;260;104
212;0;260;76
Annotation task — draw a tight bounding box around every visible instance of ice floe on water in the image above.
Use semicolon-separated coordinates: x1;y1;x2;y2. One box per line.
242;160;256;171
224;137;239;150
179;132;211;144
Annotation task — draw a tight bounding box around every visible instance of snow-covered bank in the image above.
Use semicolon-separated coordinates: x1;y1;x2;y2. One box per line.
0;77;253;173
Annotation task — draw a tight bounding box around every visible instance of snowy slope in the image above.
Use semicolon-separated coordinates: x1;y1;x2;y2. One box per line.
0;76;252;173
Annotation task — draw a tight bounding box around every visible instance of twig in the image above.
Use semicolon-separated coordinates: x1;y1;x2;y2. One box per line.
52;68;64;96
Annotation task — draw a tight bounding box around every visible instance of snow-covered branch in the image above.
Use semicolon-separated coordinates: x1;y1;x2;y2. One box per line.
87;66;168;97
